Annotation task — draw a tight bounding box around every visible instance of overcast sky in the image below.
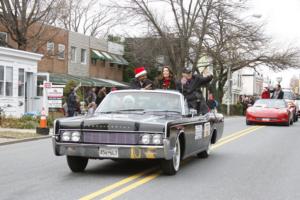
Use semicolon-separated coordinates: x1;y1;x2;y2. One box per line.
248;0;300;87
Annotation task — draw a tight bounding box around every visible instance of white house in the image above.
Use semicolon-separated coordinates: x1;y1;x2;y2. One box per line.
0;47;42;117
240;67;264;97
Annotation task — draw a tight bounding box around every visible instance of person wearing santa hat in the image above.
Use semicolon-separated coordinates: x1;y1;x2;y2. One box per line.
130;66;153;89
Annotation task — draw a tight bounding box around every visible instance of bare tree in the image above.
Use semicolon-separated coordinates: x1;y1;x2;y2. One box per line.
0;0;61;50
203;3;300;102
114;0;300;102
124;37;166;68
57;0;119;38
113;0;221;76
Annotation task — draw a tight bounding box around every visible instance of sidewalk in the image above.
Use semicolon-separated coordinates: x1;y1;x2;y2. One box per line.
0;127;53;145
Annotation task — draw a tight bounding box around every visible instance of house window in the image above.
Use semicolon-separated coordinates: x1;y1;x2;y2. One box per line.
18;69;25;96
81;49;87;64
47;41;54;55
71;46;76;63
58;44;65;59
37;75;47;96
0;66;4;95
0;32;7;46
5;67;13;96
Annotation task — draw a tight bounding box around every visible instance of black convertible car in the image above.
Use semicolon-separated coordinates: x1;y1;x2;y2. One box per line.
52;90;224;175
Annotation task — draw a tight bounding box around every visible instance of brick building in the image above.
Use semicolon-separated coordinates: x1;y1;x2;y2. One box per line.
0;24;128;83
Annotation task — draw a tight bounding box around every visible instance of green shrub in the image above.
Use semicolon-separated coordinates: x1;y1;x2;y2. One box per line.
0;115;56;129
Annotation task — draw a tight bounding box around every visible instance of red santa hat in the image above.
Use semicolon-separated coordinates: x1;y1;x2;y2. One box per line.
134;66;147;78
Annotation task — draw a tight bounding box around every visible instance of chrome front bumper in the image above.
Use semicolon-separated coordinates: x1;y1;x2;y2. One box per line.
52;137;174;160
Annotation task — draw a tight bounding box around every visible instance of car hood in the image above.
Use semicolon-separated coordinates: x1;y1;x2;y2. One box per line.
57;113;181;133
247;107;287;117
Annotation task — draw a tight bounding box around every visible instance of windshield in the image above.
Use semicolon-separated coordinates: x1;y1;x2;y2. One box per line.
96;91;182;114
254;99;286;108
283;91;295;100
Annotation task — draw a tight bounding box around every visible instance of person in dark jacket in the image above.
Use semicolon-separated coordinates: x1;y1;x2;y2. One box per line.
130;66;153;90
95;87;107;106
270;84;284;99
67;88;77;117
178;67;213;115
154;66;177;90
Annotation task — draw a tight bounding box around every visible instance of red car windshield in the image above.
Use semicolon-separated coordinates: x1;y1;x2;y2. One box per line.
254;99;287;109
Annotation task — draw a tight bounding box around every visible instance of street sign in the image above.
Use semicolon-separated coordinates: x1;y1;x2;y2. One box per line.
47;88;63;108
43;82;52;88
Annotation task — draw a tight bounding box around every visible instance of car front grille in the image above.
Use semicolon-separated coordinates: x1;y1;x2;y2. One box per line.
82;131;140;145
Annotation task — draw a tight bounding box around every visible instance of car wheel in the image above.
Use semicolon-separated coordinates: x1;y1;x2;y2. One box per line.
293;113;297;122
161;137;181;175
67;156;88;172
246;120;252;125
197;140;211;159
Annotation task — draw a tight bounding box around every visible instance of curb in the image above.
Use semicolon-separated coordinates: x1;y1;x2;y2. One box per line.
0;135;51;146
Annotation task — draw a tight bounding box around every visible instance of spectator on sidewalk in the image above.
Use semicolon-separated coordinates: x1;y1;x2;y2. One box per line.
96;87;107;107
67;83;81;117
85;88;97;105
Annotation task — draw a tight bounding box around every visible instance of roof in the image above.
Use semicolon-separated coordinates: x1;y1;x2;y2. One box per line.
93;78;129;88
49;73;130;88
49;73;113;87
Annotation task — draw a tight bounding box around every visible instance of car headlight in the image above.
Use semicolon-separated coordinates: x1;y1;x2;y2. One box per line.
141;134;151;144
152;134;162;145
62;131;71;141
71;131;81;142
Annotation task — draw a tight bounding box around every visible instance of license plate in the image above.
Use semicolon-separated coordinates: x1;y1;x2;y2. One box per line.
262;118;270;121
99;147;118;158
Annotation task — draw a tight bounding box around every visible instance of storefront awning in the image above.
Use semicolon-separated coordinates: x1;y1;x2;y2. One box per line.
92;77;130;88
49;73;113;87
91;50;106;61
100;51;113;61
110;54;124;65
116;55;129;65
91;49;129;65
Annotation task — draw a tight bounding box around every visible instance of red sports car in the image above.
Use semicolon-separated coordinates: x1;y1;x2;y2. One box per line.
246;99;293;126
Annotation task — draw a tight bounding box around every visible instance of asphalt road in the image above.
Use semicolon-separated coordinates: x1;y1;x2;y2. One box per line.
1;116;300;200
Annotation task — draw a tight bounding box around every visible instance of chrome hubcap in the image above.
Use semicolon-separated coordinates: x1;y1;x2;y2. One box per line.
173;139;180;171
207;141;211;155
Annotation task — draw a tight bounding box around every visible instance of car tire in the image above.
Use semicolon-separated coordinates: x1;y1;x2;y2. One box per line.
246;120;252;125
161;138;181;175
293;113;297;122
197;140;211;159
67;156;88;172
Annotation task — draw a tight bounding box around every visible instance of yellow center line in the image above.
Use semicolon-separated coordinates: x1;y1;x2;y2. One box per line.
100;171;161;200
79;167;157;200
217;126;260;143
81;125;265;200
212;126;265;150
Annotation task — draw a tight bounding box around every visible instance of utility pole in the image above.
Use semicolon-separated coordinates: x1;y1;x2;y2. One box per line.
227;65;232;116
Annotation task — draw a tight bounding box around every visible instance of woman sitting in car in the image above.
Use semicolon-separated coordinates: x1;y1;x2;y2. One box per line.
154;66;177;90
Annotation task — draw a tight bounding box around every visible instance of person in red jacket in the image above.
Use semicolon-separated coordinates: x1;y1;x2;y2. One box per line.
261;87;270;99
